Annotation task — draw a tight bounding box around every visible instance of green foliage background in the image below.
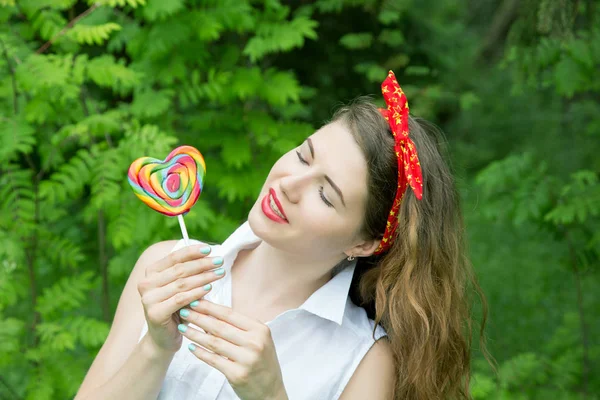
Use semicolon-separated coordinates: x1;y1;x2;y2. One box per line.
0;0;598;399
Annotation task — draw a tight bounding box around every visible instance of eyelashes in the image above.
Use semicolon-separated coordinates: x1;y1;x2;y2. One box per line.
295;151;334;208
319;187;333;208
295;150;308;166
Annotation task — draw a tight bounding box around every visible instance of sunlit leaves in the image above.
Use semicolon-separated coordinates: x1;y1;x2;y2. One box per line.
141;0;184;21
36;271;95;319
67;22;122;46
545;171;600;225
0;117;36;163
86;55;142;94
244;16;318;62
38;148;95;204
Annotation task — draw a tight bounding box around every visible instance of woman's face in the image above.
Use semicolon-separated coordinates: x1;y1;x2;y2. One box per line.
248;120;373;260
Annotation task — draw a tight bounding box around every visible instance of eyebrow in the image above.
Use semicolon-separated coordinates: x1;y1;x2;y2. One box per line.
306;138;346;207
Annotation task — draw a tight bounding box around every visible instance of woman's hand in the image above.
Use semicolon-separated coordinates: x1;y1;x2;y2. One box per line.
137;244;227;354
177;300;288;400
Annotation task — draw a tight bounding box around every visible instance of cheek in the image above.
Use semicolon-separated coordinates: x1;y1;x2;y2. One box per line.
296;203;355;246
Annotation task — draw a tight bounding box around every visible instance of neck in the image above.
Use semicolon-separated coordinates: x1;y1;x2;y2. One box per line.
233;241;343;310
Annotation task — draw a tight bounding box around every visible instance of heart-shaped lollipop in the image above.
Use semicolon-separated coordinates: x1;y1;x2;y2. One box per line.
127;145;206;245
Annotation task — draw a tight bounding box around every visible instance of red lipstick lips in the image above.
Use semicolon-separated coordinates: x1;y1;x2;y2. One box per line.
269;188;287;219
261;188;288;224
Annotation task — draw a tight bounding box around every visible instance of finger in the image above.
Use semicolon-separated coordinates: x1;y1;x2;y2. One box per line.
152;256;225;287
178;324;248;362
187;341;238;378
180;307;249;347
148;244;212;274
146;265;225;304
151;284;214;317
192;299;258;331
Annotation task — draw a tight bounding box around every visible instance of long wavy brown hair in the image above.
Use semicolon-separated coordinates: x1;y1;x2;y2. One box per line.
331;97;494;400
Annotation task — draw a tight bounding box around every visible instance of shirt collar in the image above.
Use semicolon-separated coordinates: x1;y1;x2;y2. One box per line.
298;261;356;325
219;221;356;326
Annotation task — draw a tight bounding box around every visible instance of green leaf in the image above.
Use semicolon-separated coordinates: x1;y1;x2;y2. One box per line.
86;55;142;94
553;56;586;98
0;117;36;163
0;317;25;364
498;353;549;389
0;164;36;233
16;54;74;94
130;89;174;118
459;92;481;110
67;23;122;46
470;372;497;399
20;0;76;10
30;10;66;40
94;0;146;8
405;65;430;76
378;10;400;25
243;16;318;62
544;170;600;225
142;0;185;21
221;135;252;168
566;38;594;69
259;69;301;106
67;316;110;348
354;62;387;82
339;32;373;49
39;148;95;204
36;271;96;318
378;29;404;46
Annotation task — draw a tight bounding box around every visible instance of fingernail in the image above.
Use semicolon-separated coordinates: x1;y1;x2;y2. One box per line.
212;257;223;266
188;343;196;352
190;300;200;307
200;246;211;255
180;309;190;317
213;268;225;276
203;283;212;291
178;324;187;333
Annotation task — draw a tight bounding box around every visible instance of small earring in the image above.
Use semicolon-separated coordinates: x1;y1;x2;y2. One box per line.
347;255;355;261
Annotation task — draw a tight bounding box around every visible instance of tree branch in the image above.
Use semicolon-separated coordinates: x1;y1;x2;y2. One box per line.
565;230;590;398
0;39;18;115
98;209;111;322
476;0;521;62
36;3;100;54
0;375;22;400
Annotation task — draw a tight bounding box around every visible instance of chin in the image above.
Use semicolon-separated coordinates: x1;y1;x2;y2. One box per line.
247;201;293;250
247;200;274;240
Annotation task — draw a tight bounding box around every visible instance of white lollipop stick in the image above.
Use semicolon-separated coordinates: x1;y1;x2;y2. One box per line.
178;214;190;247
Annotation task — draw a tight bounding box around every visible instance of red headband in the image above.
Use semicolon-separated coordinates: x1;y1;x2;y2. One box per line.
373;70;424;255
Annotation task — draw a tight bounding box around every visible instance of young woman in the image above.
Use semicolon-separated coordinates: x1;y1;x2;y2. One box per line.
75;71;490;400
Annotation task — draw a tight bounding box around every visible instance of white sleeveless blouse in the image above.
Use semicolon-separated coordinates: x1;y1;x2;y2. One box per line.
137;221;388;399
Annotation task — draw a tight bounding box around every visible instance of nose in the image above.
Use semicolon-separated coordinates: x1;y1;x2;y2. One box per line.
279;171;313;204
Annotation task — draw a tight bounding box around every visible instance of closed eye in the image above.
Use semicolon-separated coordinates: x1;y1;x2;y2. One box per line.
295;150;334;208
296;151;308;165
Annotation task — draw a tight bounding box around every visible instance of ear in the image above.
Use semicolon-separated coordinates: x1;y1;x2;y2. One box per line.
344;237;382;259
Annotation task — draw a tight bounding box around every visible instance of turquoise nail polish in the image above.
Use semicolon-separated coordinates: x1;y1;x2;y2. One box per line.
188;343;196;352
203;283;212;291
180;308;190;317
190;300;200;307
178;324;187;333
200;246;211;255
213;268;225;276
212;257;223;266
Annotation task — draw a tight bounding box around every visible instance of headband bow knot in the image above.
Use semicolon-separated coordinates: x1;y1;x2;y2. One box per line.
374;70;423;255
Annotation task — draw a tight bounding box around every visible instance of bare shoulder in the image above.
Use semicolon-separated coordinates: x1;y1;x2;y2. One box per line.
75;239;198;398
339;336;396;400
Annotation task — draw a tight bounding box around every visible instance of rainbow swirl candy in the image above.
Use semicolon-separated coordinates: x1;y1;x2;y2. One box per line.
127;145;206;217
